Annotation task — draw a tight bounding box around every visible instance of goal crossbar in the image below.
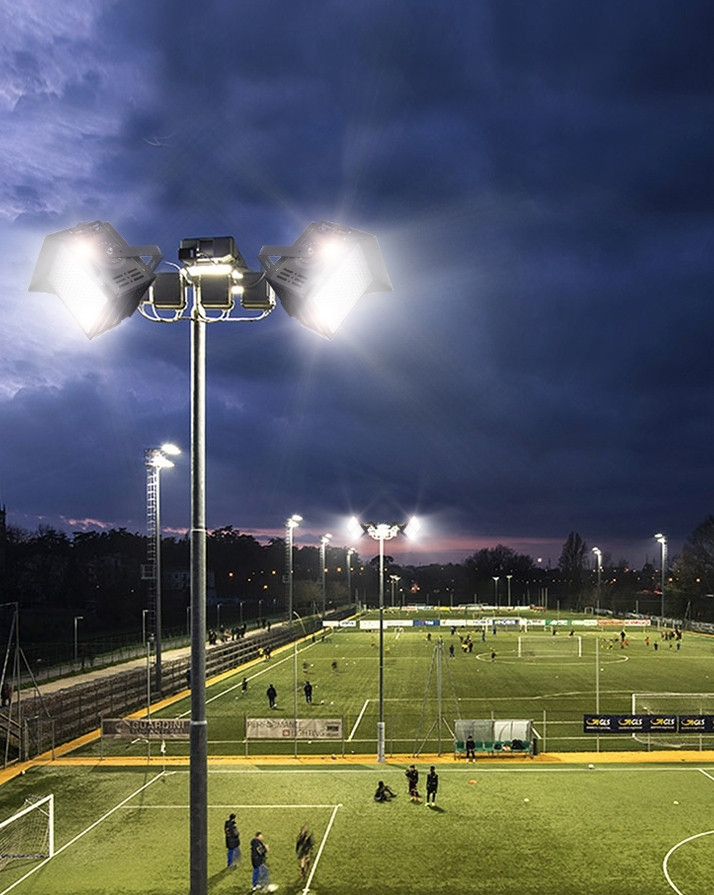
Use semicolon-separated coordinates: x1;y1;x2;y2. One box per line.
0;794;54;865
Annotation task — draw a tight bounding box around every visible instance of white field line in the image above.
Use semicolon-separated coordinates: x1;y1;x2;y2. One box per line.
302;803;341;895
124;803;337;810
0;772;166;895
697;768;714;782
663;830;714;895
348;699;370;741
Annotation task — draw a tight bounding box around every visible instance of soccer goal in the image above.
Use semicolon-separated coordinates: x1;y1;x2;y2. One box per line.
0;794;54;870
517;635;582;658
631;693;714;749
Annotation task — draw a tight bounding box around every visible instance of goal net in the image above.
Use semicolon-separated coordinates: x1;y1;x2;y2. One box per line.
0;794;54;870
518;635;582;658
631;693;714;748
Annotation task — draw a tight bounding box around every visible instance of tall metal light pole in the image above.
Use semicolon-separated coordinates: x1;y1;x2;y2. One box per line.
349;516;419;762
346;547;356;608
73;615;83;665
145;443;180;694
654;533;667;619
285;514;302;758
506;574;513;608
390;575;400;607
493;576;500;608
592;547;602;613
320;533;332;618
30;219;391;895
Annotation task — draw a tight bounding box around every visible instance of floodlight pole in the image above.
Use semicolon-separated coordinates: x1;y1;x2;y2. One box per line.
189;309;208;895
654;533;667;620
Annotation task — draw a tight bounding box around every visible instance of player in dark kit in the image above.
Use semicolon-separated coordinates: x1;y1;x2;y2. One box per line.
425;766;439;806
405;764;421;802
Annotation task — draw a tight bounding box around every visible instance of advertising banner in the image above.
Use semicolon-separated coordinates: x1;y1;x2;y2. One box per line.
583;714;677;733
246;717;343;740
102;718;191;739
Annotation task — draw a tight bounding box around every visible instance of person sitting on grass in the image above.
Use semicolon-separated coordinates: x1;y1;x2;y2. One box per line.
374;781;396;802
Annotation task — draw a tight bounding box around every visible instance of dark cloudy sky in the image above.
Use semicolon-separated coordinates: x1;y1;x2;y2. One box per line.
2;0;714;568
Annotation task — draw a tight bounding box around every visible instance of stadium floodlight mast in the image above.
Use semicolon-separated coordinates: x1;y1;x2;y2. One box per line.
320;533;332;618
284;514;302;758
346;547;356;607
654;533;667;620
592;547;602;613
145;443;180;693
348;516;419;762
29;218;392;895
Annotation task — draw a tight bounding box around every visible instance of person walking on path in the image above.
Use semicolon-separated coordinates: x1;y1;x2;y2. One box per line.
267;683;277;709
426;766;439;806
250;832;277;892
224;813;240;869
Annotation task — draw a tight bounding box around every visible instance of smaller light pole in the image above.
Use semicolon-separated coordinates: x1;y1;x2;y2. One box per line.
348;516;419;762
142;608;149;645
390;575;401;608
492;576;500;608
346;547;356;607
592;547;602;613
506;574;513;608
73;616;84;665
654;533;667;619
320;533;332;618
285;515;302;629
216;603;222;631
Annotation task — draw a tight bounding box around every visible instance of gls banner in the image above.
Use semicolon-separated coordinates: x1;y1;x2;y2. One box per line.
583;714;677;733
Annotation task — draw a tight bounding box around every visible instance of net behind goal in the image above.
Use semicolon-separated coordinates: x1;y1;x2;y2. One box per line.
631;693;714;748
518;635;582;658
0;794;54;870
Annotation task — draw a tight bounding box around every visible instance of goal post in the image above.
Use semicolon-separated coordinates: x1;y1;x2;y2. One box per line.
631;693;714;748
518;635;582;658
0;794;54;870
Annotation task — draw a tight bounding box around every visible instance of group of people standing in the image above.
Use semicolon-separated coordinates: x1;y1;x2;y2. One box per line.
374;764;439;806
223;815;313;890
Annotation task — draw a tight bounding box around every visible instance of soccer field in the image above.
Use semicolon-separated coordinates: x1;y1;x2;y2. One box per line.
0;761;713;894
80;622;714;760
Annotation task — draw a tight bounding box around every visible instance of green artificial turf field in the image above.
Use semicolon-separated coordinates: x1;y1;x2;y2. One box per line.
0;761;713;894
83;620;714;759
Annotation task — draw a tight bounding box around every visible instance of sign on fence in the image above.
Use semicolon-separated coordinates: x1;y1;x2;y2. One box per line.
583;714;714;733
102;718;191;739
246;717;343;739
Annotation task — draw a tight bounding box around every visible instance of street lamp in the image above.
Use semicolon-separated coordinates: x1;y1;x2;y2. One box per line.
30;218;391;895
592;547;602;613
73;616;83;665
493;576;500;608
216;603;222;630
142;608;149;645
145;442;180;693
654;533;667;619
320;533;332;618
506;574;513;608
348;516;419;761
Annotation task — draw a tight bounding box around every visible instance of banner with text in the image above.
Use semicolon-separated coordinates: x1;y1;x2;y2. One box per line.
102;718;191;739
582;714;714;734
246;717;343;740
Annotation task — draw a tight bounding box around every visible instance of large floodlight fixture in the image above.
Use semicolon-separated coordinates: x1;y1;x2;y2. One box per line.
259;220;392;338
348;515;418;761
28;221;161;338
30;218;391;895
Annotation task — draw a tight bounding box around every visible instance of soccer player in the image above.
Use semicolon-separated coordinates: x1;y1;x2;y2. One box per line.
267;683;277;709
374;781;396;802
304;680;313;704
295;824;314;878
405;764;421;802
224;813;240;869
426;766;439;805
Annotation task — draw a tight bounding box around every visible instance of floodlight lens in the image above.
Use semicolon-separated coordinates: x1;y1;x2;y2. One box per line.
52;243;116;334
308;243;372;336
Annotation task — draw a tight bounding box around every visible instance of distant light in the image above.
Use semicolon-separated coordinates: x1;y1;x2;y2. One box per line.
259;220;392;339
28;221;161;338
